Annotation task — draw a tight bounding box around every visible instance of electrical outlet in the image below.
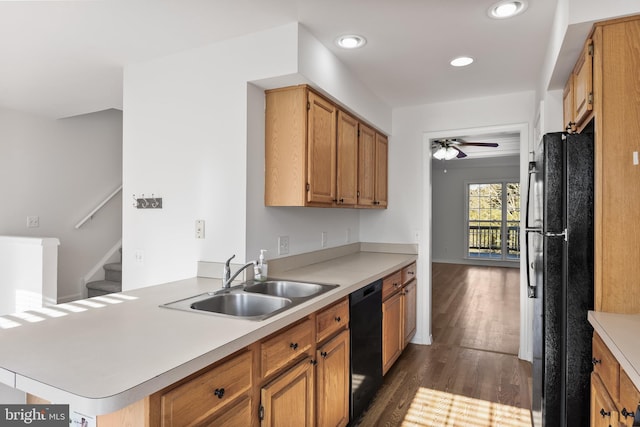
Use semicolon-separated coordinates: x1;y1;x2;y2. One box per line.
321;231;328;248
195;220;205;239
27;216;39;228
135;250;144;264
278;236;289;255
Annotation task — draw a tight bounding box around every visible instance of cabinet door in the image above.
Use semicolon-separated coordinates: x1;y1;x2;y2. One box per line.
316;330;350;427
307;91;337;205
336;110;358;206
357;123;376;206
261;358;314;427
208;395;252;427
374;133;388;207
382;292;403;375
592;332;620;402
590;372;619;427
619;369;640;427
402;280;417;349
573;39;593;128
563;76;575;132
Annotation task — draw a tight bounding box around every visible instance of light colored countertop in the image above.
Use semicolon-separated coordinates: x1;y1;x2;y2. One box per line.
0;250;416;415
588;311;640;390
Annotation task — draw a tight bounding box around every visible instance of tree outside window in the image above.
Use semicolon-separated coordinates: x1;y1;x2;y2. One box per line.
467;182;520;260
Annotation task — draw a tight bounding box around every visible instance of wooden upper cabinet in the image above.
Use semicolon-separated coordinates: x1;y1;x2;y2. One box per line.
592;17;640;314
336;110;359;206
264;85;335;207
358;123;376;206
265;86;309;206
572;39;593;130
375;133;388;207
265;84;388;209
358;125;388;208
307;92;337;204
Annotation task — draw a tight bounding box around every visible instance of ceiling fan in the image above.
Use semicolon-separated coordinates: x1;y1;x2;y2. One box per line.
431;138;499;160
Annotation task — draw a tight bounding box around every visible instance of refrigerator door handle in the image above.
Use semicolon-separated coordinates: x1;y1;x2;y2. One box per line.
525;229;538;298
525;161;537;229
545;228;568;241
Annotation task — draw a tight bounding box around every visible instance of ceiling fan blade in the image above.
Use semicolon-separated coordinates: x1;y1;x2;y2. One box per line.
457;142;499;147
455;147;467;158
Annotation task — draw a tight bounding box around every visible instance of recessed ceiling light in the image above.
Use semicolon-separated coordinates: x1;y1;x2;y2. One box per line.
450;56;474;67
336;34;367;49
488;0;528;19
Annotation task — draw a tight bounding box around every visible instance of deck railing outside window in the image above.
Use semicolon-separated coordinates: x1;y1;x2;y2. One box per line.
468;220;520;260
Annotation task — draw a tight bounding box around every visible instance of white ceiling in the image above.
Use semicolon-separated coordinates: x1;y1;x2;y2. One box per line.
0;0;559;120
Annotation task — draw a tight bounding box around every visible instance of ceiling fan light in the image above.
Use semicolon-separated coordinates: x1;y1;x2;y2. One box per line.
433;146;448;160
444;147;458;160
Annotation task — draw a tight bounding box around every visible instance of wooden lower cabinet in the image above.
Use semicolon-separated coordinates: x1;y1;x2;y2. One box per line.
382;290;403;375
316;329;350;427
382;263;418;374
591;332;640;427
81;295;356;426
260;357;315;427
591;372;619;427
402;279;417;348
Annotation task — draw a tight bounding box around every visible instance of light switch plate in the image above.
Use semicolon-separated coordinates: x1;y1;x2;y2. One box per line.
27;216;39;228
195;220;205;239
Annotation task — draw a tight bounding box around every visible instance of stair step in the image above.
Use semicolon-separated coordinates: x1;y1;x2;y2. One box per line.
104;262;122;283
86;280;122;297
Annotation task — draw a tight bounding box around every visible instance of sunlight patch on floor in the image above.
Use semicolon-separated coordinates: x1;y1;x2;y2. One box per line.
402;387;531;427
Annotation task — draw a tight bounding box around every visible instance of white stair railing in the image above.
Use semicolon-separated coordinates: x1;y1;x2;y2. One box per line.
75;185;122;229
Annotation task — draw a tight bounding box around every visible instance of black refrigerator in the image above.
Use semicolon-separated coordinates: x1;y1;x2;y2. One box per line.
526;131;594;427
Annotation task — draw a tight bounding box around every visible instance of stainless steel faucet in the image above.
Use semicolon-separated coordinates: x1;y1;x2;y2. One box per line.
222;254;255;289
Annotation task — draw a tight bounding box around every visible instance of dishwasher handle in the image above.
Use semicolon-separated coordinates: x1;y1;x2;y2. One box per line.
350;279;382;306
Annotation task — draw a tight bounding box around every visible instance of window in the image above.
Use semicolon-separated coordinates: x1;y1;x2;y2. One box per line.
467;181;520;261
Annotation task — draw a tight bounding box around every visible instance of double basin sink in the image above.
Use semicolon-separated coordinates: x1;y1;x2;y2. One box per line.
161;280;338;321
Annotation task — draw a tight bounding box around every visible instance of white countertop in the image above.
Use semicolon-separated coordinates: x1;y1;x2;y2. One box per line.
588;311;640;390
0;251;416;415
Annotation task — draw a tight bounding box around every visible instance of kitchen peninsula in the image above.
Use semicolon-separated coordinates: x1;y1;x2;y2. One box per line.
0;244;417;425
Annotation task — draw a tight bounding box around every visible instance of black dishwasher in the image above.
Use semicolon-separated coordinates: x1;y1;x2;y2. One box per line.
349;279;383;424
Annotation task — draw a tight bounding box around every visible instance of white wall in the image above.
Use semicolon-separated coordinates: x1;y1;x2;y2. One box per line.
0;108;123;301
432;158;520;266
123;23;391;289
372;91;535;351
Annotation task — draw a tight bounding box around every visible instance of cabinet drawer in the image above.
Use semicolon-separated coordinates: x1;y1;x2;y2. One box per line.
160;350;252;427
316;297;349;343
261;318;314;378
382;271;402;301
593;332;620;402
402;263;416;285
620;369;640;426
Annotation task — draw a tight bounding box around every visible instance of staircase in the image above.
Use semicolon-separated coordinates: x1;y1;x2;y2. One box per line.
86;249;122;297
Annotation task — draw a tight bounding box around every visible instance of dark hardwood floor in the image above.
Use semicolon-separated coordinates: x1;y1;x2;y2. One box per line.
357;263;532;427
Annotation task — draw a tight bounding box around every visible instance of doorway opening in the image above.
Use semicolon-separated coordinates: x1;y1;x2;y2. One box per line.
422;123;531;361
